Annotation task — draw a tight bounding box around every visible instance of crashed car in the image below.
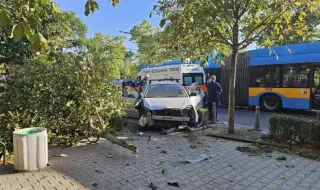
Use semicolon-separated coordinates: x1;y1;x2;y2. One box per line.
134;80;202;128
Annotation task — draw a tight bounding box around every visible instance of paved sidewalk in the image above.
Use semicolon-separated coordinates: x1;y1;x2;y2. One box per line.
1;131;320;190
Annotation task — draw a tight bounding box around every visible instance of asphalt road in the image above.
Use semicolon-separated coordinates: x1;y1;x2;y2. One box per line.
125;106;317;131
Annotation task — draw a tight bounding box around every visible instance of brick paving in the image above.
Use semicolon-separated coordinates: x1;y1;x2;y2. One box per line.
1;129;320;190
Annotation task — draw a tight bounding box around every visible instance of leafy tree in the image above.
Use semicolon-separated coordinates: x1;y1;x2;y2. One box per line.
258;4;320;45
84;33;126;79
155;0;318;133
0;0;87;65
124;51;138;79
0;62;125;151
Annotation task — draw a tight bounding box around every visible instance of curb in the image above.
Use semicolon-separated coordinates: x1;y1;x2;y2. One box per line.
206;133;289;148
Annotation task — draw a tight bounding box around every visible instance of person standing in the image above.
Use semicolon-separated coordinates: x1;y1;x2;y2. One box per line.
207;75;222;121
140;74;150;92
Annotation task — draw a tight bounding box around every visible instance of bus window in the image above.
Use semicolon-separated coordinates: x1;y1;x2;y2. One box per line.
282;65;309;88
249;65;280;87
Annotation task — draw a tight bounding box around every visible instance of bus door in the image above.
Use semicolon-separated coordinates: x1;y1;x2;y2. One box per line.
311;65;320;109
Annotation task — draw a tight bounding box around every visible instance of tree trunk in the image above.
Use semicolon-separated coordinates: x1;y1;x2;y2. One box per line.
103;132;138;153
227;47;238;134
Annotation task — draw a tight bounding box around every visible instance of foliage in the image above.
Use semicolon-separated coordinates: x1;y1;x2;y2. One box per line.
83;33;126;79
269;114;320;146
154;0;317;133
129;20;177;65
124;51;138;79
0;0;119;52
257;4;320;45
0;63;126;151
0;0;87;65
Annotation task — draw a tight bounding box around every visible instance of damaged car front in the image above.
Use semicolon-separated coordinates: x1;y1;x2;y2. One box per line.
134;81;199;128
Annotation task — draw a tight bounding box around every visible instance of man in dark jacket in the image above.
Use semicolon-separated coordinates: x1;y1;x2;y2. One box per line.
207;75;222;120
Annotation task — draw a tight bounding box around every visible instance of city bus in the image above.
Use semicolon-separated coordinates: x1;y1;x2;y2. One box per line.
248;42;320;111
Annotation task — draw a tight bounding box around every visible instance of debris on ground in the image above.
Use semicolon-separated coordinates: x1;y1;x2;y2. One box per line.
179;154;211;164
138;132;144;136
167;182;179;187
94;169;104;174
50;153;68;157
161;168;167;175
117;136;129;140
276;155;287;161
126;163;130;166
260;180;265;184
107;154;113;158
311;169;317;172
281;176;287;180
156;146;161;149
92;183;98;188
46;163;50;166
236;146;273;156
189;145;197;149
149;182;158;190
160;150;167;154
285;164;295;168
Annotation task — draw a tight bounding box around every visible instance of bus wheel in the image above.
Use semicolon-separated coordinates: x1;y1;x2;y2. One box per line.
260;94;282;112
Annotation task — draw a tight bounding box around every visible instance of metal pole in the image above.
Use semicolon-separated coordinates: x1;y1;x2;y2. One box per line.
212;102;216;124
254;106;260;131
0;142;6;165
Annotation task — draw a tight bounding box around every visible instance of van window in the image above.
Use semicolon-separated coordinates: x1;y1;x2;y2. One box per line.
183;73;204;86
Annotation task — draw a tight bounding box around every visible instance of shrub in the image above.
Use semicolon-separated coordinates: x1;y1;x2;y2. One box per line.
269;114;320;146
0;63;125;151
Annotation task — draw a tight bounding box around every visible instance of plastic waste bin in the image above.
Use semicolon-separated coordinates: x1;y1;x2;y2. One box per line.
13;127;48;171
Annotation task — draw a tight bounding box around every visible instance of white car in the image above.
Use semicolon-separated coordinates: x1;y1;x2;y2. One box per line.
134;80;202;128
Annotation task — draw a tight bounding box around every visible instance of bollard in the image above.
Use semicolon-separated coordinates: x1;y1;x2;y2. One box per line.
0;142;6;165
317;111;320;121
212;102;217;124
254;106;260;131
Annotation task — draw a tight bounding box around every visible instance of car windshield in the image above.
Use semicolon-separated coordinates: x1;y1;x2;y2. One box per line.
145;84;187;98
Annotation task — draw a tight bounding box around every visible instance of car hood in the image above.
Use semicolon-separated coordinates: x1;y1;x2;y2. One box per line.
143;97;192;110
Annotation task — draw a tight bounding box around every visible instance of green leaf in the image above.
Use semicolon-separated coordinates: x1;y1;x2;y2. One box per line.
0;11;10;25
23;25;34;41
10;25;24;42
112;0;119;7
90;0;99;13
31;33;49;51
159;19;166;28
85;1;90;16
52;2;62;13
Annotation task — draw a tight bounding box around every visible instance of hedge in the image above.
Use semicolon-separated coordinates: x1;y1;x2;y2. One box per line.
269;114;320;146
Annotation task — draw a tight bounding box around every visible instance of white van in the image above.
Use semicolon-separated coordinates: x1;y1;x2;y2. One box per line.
127;64;206;96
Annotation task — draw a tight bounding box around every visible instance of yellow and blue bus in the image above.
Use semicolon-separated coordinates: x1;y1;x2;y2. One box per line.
248;42;320;111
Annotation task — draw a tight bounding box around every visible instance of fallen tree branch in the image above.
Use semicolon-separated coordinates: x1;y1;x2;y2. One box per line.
103;132;138;153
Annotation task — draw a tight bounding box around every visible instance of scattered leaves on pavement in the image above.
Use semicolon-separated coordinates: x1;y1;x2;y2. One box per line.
276;155;287;161
167;182;179;187
281;176;287;180
285;164;295;168
161;168;167;175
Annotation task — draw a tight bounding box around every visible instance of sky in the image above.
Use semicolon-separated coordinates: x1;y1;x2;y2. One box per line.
55;0;161;51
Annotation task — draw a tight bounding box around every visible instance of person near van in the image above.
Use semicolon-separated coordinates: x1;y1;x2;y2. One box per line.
207;75;222;121
140;74;150;91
